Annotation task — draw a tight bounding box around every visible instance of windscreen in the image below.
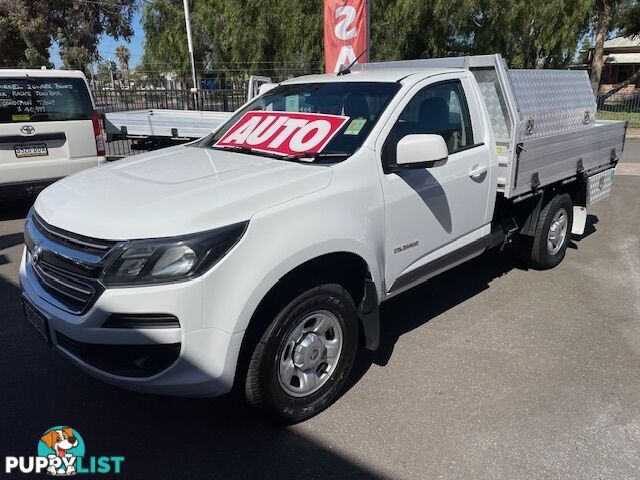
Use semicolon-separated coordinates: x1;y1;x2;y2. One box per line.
0;77;93;124
205;82;401;159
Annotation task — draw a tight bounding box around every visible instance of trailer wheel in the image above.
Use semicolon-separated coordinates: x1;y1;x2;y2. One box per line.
244;283;359;424
524;193;573;270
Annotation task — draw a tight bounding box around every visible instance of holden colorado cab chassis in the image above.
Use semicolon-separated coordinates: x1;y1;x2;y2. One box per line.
20;55;626;423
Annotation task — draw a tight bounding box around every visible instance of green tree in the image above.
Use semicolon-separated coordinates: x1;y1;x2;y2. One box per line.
0;0;137;71
0;0;53;67
465;0;593;68
622;1;640;35
142;0;323;82
141;0;207;87
371;0;476;61
115;44;131;87
140;0;607;79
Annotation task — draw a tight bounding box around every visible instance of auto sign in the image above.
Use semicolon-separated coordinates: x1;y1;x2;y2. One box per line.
214;111;349;157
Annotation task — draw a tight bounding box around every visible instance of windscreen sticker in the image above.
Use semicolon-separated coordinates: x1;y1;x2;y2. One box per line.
12;114;30;122
214;111;349;156
285;95;299;112
344;118;367;135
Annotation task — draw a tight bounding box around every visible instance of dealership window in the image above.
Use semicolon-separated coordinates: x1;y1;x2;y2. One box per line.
616;66;630;84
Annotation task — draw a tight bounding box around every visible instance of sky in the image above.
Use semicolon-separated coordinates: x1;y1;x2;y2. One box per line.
50;10;145;69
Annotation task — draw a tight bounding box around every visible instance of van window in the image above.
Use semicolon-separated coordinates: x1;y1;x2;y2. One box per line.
0;77;93;124
382;80;473;168
395;81;472;152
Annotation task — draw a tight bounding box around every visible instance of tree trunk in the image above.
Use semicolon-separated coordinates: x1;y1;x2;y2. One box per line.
524;20;535;69
590;0;610;93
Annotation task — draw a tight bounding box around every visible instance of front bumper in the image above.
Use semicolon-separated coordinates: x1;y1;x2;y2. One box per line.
19;248;243;397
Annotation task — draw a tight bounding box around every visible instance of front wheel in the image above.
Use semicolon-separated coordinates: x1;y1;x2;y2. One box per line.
521;193;574;270
244;284;359;424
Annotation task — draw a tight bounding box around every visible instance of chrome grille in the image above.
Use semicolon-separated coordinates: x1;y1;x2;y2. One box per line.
31;212;116;254
31;261;97;313
25;210;117;314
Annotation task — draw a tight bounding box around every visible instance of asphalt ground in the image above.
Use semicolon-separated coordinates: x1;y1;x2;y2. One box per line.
1;140;639;479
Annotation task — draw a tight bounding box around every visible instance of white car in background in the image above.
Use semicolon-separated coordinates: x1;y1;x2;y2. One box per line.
0;69;106;199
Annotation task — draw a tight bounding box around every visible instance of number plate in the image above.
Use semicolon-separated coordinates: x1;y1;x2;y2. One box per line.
14;144;48;158
22;298;51;347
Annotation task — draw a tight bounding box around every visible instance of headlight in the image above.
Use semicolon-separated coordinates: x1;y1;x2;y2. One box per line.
101;221;248;286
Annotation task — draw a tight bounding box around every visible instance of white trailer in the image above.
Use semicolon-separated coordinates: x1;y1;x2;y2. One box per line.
104;109;231;139
103;76;273;151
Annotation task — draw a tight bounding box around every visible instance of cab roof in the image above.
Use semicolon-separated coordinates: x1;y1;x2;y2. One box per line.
0;68;86;78
281;67;463;85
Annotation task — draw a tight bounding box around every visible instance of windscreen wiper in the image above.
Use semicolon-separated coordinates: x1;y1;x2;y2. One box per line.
211;145;300;160
210;146;349;163
280;152;350;162
210;145;256;155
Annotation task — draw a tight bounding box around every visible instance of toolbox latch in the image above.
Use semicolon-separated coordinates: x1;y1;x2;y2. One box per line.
531;172;540;190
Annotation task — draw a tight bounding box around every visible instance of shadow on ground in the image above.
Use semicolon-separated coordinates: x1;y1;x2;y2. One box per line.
0;200;595;479
1;269;385;479
0;197;32;221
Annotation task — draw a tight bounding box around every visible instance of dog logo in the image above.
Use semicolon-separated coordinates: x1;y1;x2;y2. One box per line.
20;125;36;135
4;426;124;476
38;427;84;476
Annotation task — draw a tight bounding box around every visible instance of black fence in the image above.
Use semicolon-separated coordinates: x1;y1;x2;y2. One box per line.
93;87;249;159
94;84;640;160
596;91;640;127
92;64;325;159
93;88;249;114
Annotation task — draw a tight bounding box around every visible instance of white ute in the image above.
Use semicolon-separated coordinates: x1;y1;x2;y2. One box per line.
0;69;106;198
20;55;626;423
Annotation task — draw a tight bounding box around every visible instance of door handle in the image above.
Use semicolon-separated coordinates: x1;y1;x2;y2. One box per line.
469;164;488;179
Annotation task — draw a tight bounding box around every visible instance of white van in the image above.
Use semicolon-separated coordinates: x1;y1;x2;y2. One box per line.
0;69;106;198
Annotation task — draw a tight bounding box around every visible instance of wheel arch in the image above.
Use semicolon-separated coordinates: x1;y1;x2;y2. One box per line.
233;250;381;391
507;183;578;238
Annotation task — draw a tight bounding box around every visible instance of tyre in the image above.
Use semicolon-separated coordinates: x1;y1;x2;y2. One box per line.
522;193;573;270
244;283;359;424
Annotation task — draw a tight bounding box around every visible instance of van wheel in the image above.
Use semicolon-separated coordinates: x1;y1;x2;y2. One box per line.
525;193;573;270
244;284;359;424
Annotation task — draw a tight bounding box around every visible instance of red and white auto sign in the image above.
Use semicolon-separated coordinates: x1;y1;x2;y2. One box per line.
214;111;349;156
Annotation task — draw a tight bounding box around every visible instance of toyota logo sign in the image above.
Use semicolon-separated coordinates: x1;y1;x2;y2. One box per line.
20;125;36;135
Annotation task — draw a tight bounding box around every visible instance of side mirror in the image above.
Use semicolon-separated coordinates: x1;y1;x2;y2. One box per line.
395;134;448;170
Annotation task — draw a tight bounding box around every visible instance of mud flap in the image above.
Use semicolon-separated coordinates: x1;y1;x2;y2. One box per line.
358;275;380;351
571;206;587;235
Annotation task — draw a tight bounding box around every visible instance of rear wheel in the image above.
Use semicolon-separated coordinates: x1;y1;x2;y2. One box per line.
244;283;359;424
521;193;573;270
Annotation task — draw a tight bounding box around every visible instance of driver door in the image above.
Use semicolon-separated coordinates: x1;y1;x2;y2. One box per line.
378;75;494;294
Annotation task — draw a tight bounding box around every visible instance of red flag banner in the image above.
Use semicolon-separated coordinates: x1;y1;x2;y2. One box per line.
214;111;349;156
324;0;368;74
